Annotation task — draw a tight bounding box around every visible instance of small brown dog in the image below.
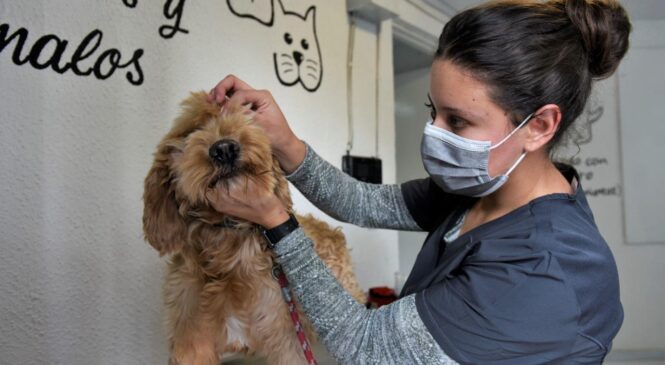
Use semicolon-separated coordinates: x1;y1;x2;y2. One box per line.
143;91;365;365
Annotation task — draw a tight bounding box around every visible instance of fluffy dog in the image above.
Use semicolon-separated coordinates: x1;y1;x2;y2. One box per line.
143;91;365;365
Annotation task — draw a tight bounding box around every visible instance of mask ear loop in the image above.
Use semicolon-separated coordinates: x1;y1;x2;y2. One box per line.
504;151;528;176
489;112;535;178
489;112;535;150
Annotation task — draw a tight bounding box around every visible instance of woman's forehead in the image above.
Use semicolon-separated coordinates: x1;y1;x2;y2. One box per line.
429;59;503;121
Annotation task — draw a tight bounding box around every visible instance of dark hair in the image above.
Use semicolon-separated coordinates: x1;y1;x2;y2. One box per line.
435;0;631;150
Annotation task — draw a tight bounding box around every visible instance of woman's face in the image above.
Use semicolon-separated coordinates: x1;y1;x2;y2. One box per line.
428;59;528;177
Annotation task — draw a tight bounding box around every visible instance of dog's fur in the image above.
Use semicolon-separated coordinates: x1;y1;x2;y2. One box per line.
143;92;365;365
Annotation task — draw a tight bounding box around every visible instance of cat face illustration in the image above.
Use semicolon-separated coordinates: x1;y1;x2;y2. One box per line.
272;3;322;92
226;0;323;92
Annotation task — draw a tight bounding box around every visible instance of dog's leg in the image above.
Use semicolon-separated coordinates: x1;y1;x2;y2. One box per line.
248;285;311;365
164;255;219;365
169;326;218;365
263;329;311;365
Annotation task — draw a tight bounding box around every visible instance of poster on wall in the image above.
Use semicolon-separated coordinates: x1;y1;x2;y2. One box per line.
556;97;621;197
553;78;623;213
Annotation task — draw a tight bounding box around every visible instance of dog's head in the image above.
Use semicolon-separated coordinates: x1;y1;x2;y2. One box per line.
143;91;292;255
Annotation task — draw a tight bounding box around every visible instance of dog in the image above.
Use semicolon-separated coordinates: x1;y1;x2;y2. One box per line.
143;91;365;365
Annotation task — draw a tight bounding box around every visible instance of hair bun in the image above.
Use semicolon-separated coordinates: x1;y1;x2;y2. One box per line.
563;0;631;79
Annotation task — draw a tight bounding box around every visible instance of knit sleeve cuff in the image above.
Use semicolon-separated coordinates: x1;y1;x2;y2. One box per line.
271;226;311;258
284;142;316;185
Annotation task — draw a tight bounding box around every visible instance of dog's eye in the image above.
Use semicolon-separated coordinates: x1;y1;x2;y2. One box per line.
284;33;293;45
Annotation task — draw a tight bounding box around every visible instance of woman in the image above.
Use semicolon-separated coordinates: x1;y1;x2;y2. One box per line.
207;0;631;363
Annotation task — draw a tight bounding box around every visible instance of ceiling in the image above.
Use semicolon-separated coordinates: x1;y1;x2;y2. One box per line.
434;0;665;20
394;0;665;75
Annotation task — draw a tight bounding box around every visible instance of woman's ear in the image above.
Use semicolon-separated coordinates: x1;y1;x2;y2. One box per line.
142;144;187;256
523;104;562;152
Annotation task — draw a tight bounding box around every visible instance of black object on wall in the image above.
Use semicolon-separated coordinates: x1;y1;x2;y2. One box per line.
342;154;382;184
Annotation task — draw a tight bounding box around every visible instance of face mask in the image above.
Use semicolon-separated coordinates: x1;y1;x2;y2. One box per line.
421;113;534;197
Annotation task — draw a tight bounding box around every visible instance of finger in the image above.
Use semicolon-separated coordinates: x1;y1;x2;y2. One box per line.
211;75;254;104
221;98;252;116
226;89;270;113
207;88;216;103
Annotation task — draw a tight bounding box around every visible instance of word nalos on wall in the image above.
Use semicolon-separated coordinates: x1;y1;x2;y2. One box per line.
0;0;190;86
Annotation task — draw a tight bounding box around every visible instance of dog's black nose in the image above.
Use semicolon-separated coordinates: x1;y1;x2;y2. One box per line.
293;51;303;65
209;139;240;165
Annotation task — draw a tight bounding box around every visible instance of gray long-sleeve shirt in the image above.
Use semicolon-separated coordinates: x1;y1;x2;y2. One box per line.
273;143;623;365
272;143;459;365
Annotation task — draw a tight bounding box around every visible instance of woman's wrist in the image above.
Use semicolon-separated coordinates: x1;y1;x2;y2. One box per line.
260;207;291;229
274;137;306;174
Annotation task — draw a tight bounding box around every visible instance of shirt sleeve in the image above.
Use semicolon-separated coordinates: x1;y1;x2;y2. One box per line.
273;228;460;365
416;247;581;365
285;143;422;231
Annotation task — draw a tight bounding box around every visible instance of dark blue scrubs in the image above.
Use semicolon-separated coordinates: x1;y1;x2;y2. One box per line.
400;164;623;365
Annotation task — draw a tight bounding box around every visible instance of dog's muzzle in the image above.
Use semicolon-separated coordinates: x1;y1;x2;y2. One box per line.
209;139;240;166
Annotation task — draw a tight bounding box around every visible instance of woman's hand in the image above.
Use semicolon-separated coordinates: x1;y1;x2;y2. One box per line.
206;179;290;229
208;75;306;174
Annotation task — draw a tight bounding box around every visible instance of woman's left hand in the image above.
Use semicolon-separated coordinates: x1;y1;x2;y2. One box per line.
206;180;290;229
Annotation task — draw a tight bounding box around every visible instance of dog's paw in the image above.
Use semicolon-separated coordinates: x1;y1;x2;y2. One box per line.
227;0;275;26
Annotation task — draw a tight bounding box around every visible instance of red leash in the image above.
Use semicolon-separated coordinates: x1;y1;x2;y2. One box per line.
272;263;318;365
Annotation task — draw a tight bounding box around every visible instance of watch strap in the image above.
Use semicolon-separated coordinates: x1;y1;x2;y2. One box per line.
262;214;299;249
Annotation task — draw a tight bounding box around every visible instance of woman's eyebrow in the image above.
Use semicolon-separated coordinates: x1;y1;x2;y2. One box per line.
428;93;484;121
439;105;483;121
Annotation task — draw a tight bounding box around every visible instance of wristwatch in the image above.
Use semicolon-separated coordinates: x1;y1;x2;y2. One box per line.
262;213;299;249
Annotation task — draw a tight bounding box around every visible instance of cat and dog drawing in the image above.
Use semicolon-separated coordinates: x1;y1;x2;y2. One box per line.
227;0;323;92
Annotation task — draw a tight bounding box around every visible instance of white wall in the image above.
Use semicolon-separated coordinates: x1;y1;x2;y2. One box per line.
0;1;399;364
394;67;430;277
336;15;400;294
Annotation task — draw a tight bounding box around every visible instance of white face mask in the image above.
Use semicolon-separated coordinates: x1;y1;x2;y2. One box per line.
420;113;534;197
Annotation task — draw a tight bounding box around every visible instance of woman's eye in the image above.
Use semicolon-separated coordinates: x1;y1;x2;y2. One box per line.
424;101;436;119
447;116;466;130
425;94;437;120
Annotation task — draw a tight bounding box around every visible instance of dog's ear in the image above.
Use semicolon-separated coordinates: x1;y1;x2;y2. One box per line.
143;144;188;256
143;91;216;255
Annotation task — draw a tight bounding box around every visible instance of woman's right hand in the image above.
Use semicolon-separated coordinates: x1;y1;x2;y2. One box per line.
208;75;306;174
